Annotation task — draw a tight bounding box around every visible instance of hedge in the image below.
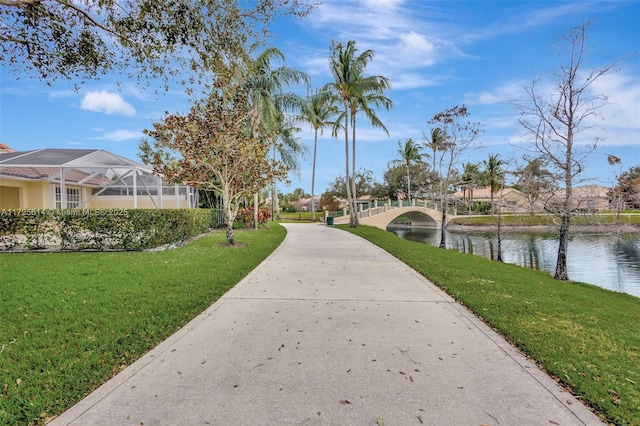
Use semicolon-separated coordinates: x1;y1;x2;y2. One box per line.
0;209;224;252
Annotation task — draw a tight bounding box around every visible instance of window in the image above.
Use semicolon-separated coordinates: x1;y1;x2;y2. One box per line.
55;186;81;208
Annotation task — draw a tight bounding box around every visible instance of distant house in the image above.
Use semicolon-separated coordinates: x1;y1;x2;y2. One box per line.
549;184;610;212
0;148;196;210
452;186;530;212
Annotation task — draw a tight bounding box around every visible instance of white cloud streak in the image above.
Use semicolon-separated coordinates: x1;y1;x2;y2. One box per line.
93;129;140;141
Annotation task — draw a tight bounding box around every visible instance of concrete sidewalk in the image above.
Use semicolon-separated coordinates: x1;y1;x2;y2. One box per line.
52;223;602;425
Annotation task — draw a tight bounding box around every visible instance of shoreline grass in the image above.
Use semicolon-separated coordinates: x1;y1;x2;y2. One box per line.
0;224;286;425
340;224;639;425
450;212;640;227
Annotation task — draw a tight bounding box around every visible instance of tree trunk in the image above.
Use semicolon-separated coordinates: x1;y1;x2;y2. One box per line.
343;100;356;227
496;184;503;262
311;129;318;222
272;145;281;220
223;190;235;245
554;213;570;280
226;224;235;246
439;198;447;249
253;192;258;230
406;164;411;204
350;112;359;226
554;124;574;281
348;175;358;227
490;190;495;217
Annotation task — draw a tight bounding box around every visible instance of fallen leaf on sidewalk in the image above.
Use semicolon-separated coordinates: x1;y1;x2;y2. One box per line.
339;400;351;405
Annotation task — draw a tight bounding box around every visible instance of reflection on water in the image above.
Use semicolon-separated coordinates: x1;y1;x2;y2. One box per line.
388;225;640;298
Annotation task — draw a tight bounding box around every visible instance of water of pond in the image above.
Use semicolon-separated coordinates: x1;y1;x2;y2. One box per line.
387;225;640;298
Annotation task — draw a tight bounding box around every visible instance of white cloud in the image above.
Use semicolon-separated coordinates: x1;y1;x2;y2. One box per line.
393;32;437;67
464;80;530;105
391;73;438;90
93;129;140;141
592;72;640;132
48;89;76;99
80;91;136;116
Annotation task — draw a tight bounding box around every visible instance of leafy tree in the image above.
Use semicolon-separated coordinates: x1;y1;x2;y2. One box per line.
388;138;423;204
1;0;314;87
613;164;640;210
327;169;375;200
382;163;436;201
298;89;340;220
140;86;288;245
482;153;506;216
513;21;617;281
429;105;482;248
291;188;308;200
513;156;556;215
319;192;340;211
325;40;392;227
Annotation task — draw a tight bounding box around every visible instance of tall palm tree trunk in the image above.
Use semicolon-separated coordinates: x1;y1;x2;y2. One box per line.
311;129;318;221
490;191;495;216
342;100;356;227
350;112;359;225
272;145;281;220
406;164;412;204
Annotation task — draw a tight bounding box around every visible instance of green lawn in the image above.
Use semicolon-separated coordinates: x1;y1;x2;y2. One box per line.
341;225;640;425
276;211;321;222
0;225;286;425
2;220;639;424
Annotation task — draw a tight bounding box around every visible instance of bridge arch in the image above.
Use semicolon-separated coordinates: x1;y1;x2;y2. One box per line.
333;205;455;230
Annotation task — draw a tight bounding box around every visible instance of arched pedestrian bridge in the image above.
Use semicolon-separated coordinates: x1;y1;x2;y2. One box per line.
331;200;456;230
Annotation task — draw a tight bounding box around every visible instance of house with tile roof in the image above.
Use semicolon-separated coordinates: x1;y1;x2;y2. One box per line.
548;184;611;212
452;186;531;213
0;148;196;210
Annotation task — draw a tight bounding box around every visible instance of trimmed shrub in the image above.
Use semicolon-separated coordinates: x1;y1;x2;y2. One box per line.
0;208;223;252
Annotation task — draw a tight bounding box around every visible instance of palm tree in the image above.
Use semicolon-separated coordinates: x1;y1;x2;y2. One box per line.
298;89;339;221
422;127;448;203
325;40;392;227
269;112;307;219
245;47;309;139
389;138;422;204
422;127;447;172
345;81;392;206
483;153;505;216
460;162;481;215
244;47;309;219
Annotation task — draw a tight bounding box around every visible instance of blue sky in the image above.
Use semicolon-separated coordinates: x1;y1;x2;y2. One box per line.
1;0;639;195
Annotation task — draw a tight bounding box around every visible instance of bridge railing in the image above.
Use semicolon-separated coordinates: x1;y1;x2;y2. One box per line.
324;199;458;222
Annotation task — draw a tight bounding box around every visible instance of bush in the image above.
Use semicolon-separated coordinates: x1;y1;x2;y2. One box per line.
235;207;272;228
0;208;223;252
